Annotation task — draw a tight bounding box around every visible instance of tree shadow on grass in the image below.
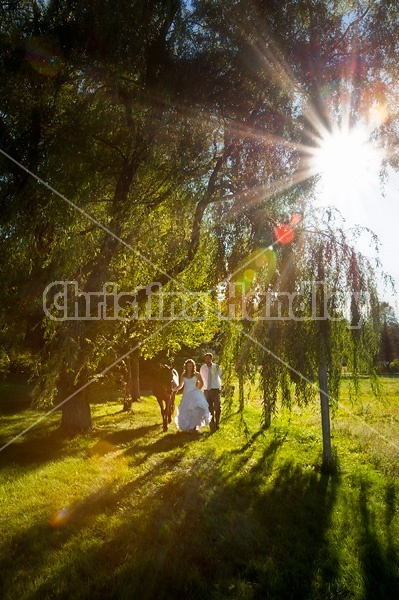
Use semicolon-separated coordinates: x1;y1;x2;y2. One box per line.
0;438;192;599
84;424;161;458
3;430;398;600
101;424;160;447
358;479;399;599
0;420;160;471
225;429;288;486
78;467;337;597
6;436;341;600
123;429;209;467
230;427;268;453
0;426;81;471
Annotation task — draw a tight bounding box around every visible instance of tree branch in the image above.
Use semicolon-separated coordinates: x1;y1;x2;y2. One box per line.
336;2;373;46
91;135;126;159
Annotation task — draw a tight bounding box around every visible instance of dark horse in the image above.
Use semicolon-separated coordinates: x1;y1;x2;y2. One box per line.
152;364;179;432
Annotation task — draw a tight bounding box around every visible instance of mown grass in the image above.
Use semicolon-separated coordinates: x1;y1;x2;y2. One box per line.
0;378;398;599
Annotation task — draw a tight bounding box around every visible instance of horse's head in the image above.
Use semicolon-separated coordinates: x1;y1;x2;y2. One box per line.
159;364;176;393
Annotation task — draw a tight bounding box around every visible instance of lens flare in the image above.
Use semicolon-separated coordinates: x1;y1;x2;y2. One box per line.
232;247;277;291
274;224;295;244
26;37;63;77
244;268;256;283
87;440;116;457
289;213;303;227
49;506;70;529
369;103;389;128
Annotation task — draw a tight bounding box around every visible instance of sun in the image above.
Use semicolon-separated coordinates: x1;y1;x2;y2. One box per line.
313;126;382;219
311;125;384;220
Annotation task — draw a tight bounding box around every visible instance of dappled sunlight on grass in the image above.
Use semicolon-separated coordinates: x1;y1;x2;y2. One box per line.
0;378;399;598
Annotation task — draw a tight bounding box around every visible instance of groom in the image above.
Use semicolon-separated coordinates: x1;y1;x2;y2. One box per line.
200;353;222;432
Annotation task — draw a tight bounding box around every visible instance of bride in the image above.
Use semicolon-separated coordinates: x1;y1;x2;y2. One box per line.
173;359;212;432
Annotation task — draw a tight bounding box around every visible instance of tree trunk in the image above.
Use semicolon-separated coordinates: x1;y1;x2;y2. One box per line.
263;393;273;429
61;394;93;432
238;374;245;412
123;351;140;411
127;352;140;401
319;363;333;471
58;369;93;431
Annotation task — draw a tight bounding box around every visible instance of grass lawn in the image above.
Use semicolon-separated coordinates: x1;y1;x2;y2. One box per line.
0;377;398;599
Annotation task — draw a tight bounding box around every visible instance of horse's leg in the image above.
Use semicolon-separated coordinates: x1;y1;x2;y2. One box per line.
168;391;176;423
162;402;168;431
165;394;172;425
156;397;167;431
160;396;168;432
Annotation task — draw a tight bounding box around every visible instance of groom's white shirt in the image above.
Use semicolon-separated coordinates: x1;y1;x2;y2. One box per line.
200;362;222;390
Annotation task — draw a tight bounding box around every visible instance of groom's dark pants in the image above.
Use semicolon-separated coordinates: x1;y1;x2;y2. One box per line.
204;389;221;430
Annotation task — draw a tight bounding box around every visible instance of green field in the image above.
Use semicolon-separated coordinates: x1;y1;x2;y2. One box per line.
0;378;398;599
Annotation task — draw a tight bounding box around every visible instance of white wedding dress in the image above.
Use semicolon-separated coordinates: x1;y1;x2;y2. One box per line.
175;376;212;431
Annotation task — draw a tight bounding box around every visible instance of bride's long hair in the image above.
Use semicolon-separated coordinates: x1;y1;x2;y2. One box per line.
183;359;196;377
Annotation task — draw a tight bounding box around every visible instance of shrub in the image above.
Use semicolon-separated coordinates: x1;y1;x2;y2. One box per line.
375;361;389;374
389;358;399;373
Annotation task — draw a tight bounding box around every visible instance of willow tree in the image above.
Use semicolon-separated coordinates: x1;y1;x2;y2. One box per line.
189;0;396;470
0;0;313;429
2;0;284;429
223;205;380;470
1;0;227;429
